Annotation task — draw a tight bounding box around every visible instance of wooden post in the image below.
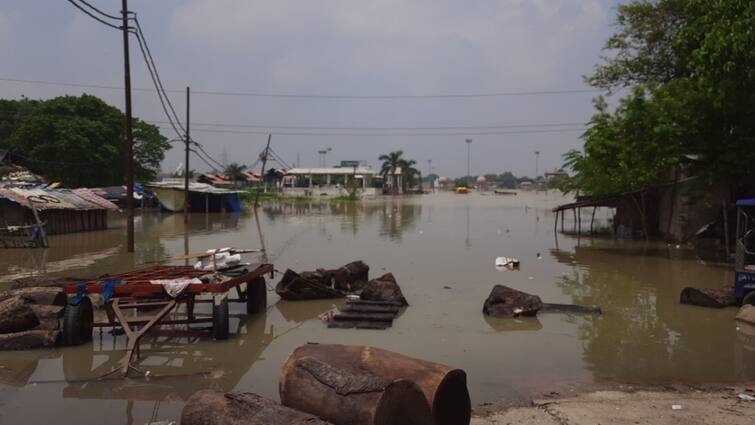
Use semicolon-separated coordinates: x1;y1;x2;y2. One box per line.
572;208;577;232
561;209;565;231
590;206;597;234
722;199;730;258
30;207;48;248
254;134;272;209
553;210;558;235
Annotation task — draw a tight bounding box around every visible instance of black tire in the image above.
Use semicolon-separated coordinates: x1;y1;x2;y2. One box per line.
743;291;755;306
63;296;94;346
246;277;267;314
213;297;230;340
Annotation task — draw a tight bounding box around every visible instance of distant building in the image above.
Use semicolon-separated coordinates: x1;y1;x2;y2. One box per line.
282;166;380;197
436;176;453;191
475;176;488;191
544;169;569;182
518;180;534;191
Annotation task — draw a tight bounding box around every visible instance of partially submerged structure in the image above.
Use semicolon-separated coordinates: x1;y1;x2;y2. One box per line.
147;179;241;213
0;187;117;236
282;167;380;197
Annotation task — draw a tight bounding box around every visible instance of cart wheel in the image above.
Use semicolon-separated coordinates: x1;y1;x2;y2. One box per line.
743;291;755;307
213;297;230;340
63;296;94;346
246;277;267;314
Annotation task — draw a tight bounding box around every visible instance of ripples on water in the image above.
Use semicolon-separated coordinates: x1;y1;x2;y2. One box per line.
0;192;752;424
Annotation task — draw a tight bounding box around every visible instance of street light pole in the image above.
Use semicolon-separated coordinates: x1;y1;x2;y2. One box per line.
465;139;472;187
535;150;540;180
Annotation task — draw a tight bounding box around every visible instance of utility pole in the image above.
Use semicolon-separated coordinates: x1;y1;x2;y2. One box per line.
254;134;272;209
184;86;190;224
535;150;540;180
122;0;135;253
427;159;433;192
465;139;472;188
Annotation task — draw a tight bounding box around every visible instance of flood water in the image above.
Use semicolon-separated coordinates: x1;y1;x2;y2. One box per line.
0;192;753;424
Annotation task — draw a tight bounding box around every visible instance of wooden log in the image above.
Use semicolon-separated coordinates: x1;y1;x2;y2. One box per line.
0;296;40;333
341;304;401;314
280;356;433;425
680;287;737;308
327;321;391;330
181;390;333;425
0;330;60;350
11;276;81;290
540;303;602;315
333;312;396;322
346;299;403;307
0;287;66;306
736;305;755;326
29;304;64;321
283;344;471;425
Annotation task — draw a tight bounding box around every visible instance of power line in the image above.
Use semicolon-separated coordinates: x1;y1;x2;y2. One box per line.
0;76;603;100
159;126;585;137
65;0;122;30
147;119;587;131
78;0;121;20
192;141;227;170
132;16;185;134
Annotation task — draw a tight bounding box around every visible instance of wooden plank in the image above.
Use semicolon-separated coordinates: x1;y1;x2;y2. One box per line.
341;304;400;314
332;312;396;322
327;321;391;330
345;299;403;307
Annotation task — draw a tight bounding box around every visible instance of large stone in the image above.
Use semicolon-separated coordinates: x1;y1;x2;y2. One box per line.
736;304;755;326
360;273;408;306
680;287;737;308
483;285;543;317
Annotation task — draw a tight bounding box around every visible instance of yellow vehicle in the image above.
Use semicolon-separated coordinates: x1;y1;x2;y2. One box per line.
455;187;469;194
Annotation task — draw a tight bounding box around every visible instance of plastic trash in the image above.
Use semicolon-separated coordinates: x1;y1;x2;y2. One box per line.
739;393;755;401
671;404;683;410
495;257;520;268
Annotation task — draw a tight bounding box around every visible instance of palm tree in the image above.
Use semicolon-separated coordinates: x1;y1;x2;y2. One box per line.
378;150;404;194
224;163;247;186
399;159;417;193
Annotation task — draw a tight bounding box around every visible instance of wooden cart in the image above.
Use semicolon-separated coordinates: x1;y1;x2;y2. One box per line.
63;263;273;377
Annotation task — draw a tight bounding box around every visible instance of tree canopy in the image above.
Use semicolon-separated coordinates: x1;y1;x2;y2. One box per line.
0;94;170;187
564;0;755;197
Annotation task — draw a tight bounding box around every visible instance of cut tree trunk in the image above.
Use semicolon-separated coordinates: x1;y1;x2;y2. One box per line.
181;390;334;425
483;285;543;317
736;305;755;326
540;303;602;315
280;356;433;425
0;287;67;306
680;287;737;308
0;296;40;333
11;276;81;290
282;344;471;425
0;330;60;350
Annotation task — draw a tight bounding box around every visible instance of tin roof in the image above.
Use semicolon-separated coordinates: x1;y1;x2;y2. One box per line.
0;187;118;211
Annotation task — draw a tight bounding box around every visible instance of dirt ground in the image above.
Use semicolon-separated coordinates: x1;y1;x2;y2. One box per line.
471;384;755;425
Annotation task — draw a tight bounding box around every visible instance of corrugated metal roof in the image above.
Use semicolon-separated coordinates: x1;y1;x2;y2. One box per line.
0;187;118;211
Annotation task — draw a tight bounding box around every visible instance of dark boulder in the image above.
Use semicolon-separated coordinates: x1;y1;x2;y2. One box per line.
331;260;370;292
360;273;408;306
275;269;344;301
483;285;543;317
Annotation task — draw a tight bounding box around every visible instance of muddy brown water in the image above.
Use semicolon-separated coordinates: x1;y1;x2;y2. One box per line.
0;192;753;424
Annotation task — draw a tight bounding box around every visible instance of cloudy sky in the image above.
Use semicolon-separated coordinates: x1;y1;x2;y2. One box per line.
0;0;621;178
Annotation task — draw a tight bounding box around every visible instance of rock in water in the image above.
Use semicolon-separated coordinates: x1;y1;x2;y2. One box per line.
483;285;543;317
360;273;408;306
736;304;755;326
181;390;333;425
679;287;737;308
332;260;370;292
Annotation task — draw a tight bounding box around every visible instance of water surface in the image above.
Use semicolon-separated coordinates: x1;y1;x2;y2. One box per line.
0;192;752;425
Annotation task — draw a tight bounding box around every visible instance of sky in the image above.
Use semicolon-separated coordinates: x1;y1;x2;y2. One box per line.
0;0;621;178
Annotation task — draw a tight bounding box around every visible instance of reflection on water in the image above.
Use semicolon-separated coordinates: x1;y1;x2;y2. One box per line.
0;192;754;425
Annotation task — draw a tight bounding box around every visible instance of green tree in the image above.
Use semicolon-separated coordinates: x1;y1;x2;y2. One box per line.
0;94;169;187
224;163;247;185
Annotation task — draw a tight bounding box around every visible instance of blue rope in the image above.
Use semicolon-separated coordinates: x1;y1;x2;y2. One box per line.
69;283;87;306
100;278;123;303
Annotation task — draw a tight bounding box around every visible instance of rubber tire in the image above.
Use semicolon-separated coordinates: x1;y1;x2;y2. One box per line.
213;298;230;340
63;296;94;346
246;277;267;314
743;291;755;306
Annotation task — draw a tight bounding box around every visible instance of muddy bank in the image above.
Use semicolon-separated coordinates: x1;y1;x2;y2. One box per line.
472;383;755;425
